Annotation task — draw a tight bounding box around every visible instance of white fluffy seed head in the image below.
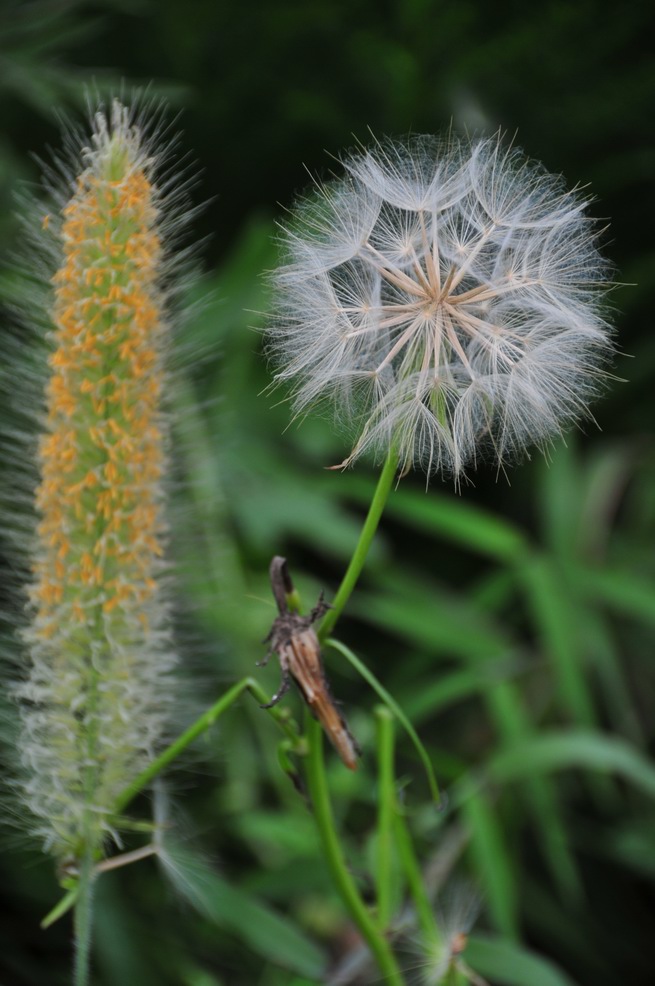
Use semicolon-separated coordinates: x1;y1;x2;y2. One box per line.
268;133;614;479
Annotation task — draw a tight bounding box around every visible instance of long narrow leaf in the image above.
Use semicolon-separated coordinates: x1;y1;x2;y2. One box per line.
326;638;441;804
483;683;581;900
158;839;326;978
520;556;596;725
577;566;655;625
400;666;510;724
461;787;519;939
337;476;530;562
351;577;510;660
488;731;655;797
465;934;578;986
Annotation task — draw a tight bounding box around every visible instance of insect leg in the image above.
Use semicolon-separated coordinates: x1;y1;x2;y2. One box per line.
309;590;332;625
256;643;273;668
260;668;291;708
258;616;282;666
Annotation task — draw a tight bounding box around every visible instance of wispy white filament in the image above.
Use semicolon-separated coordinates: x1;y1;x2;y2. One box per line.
269;134;613;477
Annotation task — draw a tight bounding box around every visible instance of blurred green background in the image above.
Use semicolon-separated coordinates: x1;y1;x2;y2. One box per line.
1;1;654;984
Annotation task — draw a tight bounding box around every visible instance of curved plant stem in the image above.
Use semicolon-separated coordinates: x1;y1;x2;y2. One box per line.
113;677;297;816
44;678;300;932
305;717;403;985
304;449;404;983
318;448;398;640
326;636;440;803
99;450;400;981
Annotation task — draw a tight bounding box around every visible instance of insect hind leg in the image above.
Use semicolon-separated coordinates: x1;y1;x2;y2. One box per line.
256;646;273;668
260;667;292;709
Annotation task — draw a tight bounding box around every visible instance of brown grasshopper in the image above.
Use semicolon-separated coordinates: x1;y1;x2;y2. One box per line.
260;556;359;770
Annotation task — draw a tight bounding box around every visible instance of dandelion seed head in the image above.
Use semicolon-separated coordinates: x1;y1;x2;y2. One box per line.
269;133;614;479
407;879;482;985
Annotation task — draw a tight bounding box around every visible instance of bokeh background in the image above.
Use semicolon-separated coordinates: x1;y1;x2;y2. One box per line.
1;1;654;984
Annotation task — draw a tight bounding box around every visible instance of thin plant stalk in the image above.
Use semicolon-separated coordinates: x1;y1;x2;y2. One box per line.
42;678;301;929
318;448;398;639
73;613;103;985
52;447;417;986
67;444;404;983
305;717;404;985
66;446;406;986
394;811;443;952
445;963;470;986
375;705;396;930
303;448;405;984
73;849;94;986
115;677;299;815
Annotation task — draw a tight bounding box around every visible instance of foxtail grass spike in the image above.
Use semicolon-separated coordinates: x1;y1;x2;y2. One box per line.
16;100;179;863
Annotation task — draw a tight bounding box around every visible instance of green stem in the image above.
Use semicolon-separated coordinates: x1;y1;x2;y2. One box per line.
445;962;469;985
44;678;300;931
114;677;298;816
305;717;403;985
318;449;398;641
113;450;401;980
305;450;404;982
73;849;95;986
394;810;443;951
72;609;103;980
375;706;396;930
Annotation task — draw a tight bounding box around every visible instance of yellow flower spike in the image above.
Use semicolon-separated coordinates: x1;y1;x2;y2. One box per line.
15;99;182;863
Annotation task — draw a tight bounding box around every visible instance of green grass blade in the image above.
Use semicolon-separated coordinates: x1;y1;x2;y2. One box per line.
374;706;397;930
41;885;79;929
488;730;655;797
337;476;529;562
158;838;326;978
461;787;519;939
520;556;596;725
326;637;441;804
465;934;578;986
351;577;510;660
484;682;581;901
537;440;581;561
577;605;645;746
577;566;655;625
400;666;512;724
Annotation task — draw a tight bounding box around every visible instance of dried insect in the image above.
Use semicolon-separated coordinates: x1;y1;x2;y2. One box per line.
260;556;359;770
